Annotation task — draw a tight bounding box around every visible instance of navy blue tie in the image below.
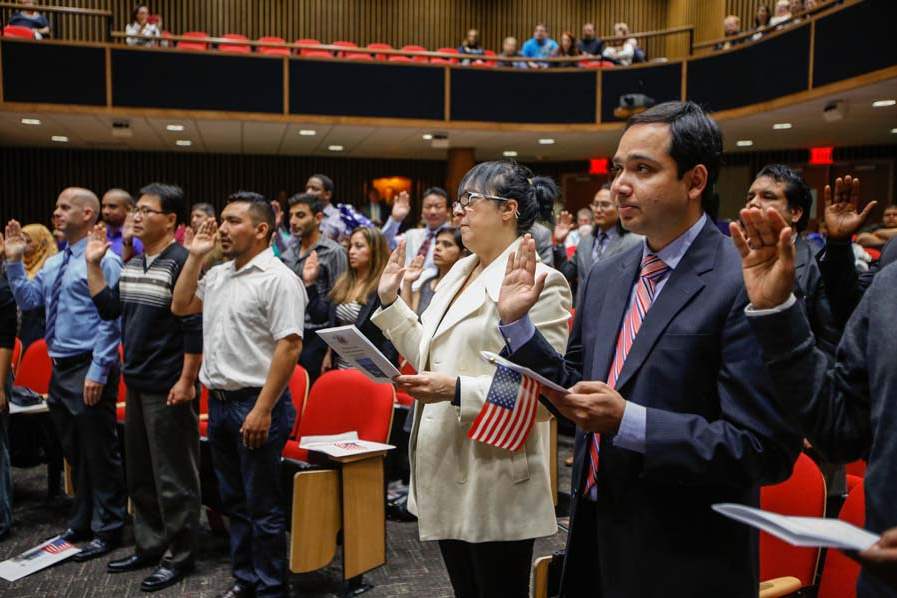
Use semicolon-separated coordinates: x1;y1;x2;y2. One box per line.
44;248;71;349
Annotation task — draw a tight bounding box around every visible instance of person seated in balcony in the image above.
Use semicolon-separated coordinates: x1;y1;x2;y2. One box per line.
522;23;558;69
9;0;50;39
769;0;793;28
789;0;805;22
458;28;485;65
577;22;604;57
125;5;161;47
715;15;744;50
551;31;580;67
601;22;639;66
855;204;897;250
497;36;527;68
751;4;772;40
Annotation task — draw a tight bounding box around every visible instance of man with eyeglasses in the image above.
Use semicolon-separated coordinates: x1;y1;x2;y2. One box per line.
85;183;203;592
382;187;451;290
561;183;642;305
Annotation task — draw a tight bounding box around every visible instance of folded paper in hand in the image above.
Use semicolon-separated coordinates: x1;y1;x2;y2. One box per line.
316;325;400;383
713;503;880;551
300;432;395;459
480;351;568;394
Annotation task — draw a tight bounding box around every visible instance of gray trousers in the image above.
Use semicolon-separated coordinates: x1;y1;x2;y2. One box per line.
125;388;200;567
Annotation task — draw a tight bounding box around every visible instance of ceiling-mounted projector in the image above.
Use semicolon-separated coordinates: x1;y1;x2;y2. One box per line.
822;100;848;122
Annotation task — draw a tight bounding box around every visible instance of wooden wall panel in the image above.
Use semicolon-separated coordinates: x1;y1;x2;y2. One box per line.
666;0;725;57
30;0;686;59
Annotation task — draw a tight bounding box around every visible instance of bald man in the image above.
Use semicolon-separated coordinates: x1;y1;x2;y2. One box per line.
2;188;126;561
101;188;143;259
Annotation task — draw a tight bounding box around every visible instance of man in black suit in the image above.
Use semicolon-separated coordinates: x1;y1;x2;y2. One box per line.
497;101;800;597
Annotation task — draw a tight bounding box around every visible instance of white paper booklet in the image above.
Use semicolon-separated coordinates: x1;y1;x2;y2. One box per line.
0;536;81;581
480;351;569;394
316;325;401;383
300;435;395;459
713;503;880;551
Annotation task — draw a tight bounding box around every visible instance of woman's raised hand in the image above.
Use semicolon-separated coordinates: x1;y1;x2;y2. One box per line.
378;240;407;305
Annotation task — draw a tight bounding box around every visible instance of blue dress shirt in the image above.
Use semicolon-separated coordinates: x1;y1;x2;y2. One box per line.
499;213;708;454
7;236;123;384
106;225;143;258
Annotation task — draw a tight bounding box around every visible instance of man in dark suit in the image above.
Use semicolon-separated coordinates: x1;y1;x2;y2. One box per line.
732;193;897;596
496;101;800;597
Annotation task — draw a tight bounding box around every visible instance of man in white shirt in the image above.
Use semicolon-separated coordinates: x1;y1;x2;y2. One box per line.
172;191;306;598
381;187;451;289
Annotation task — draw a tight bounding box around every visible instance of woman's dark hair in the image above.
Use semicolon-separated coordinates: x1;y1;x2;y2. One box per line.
557;32;579;57
625;101;722;212
456;161;558;234
436;226;468;256
226;190;275;240
754;4;771;27
755;164;812;232
139;182;184;222
131;4;149;24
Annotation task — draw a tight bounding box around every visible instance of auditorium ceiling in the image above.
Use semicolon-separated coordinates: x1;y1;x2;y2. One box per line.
1;77;895;160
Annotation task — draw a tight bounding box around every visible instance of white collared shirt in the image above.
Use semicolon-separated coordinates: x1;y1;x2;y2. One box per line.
197;248;307;390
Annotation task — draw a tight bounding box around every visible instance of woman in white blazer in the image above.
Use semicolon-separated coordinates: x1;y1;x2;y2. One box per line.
373;161;572;597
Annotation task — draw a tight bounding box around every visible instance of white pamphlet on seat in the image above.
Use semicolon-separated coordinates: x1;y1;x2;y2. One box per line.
480;351;569;394
300;433;395;459
0;535;81;581
713;503;880;551
316;324;401;383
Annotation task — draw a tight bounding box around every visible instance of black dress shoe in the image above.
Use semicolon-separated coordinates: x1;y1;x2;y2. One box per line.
217;581;255;598
140;562;193;593
58;528;91;543
108;553;156;573
72;537;119;562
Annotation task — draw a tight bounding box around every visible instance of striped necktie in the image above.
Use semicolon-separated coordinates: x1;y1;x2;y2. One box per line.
583;253;670;496
417;228;437;257
44;247;72;350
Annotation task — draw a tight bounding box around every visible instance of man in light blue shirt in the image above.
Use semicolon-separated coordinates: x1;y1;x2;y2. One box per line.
3;187;126;561
521;23;558;68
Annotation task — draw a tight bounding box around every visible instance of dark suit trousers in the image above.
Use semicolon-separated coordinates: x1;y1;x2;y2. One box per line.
438;538;535;598
208;392;294;598
560;499;601;597
48;359;126;539
298;329;327;385
125;388;200;566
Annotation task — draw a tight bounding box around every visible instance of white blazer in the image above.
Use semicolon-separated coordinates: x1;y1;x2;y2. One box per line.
371;238;572;542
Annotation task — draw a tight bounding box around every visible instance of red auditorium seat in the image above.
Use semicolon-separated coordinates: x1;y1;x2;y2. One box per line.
398;44;429;63
367;42;392;60
116;375;128;423
3;25;35;39
257;36;290;56
199;384;209;437
286;365;309;438
10;338;22;375
431;47;459;64
13;338;51;394
846;459;866;478
331;40;362;58
295;38;331;58
582;60;615;68
759;453;826;589
472;49;497;67
817;481;865;598
219;33;251;53
178;31;210;51
282;369;394;462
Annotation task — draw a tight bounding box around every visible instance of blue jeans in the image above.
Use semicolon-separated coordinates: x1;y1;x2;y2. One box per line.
208;391;294;598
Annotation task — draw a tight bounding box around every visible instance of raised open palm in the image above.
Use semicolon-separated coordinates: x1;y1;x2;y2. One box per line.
378;240;407;305
302;250;320;285
730;207;795;310
2;220;27;261
498;234;547;324
391;191;412;222
553;210;575;243
824;175;875;241
85;223;110;265
404;254;425;284
189;218;218;257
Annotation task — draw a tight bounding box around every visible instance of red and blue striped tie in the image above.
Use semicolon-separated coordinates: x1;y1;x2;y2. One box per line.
583;253;669;496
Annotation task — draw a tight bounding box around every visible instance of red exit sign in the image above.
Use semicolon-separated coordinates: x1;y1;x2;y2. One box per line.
809;146;834;165
589;158;609;175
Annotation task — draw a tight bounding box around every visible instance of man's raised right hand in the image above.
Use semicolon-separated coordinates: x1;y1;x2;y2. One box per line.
1;220;27;262
189;218;218;257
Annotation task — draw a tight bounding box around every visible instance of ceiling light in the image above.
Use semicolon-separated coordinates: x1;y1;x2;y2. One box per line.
772;123;792;130
166;124;185;131
891;128;897;134
422;133;433;141
51;135;68;142
175;139;192;146
21;118;41;125
299;129;317;136
328;145;344;152
503;150;518;157
736;140;753;147
872;99;896;108
538;138;555;145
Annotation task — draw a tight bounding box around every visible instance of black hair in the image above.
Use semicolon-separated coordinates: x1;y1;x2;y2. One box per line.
131;4;149;23
625;101;723;213
600;182;611;191
190;202;215;217
309;174;334;193
755;164;812;232
226;190;275;240
754;4;771;28
139;183;184;223
421;186;449;207
287;192;322;214
436;225;467;254
457;160;558;234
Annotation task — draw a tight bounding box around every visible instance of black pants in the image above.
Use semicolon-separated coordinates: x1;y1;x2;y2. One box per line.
126;388;200;567
559;498;601;598
298;329;327;385
48;359;126;540
438;538;535;598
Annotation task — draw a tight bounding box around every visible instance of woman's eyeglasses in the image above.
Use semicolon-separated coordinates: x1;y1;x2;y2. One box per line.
452;191;512;212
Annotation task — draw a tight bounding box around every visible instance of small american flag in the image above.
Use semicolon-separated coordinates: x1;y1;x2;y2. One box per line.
42;537;74;555
467;364;539;452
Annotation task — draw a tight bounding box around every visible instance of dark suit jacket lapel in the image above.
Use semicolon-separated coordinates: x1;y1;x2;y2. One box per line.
589;246;641;381
579;235;595;274
612;221;718;392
